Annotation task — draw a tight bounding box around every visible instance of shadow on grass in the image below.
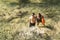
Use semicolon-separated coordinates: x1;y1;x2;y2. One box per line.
19;3;49;9
46;12;60;22
44;25;55;30
9;2;18;7
17;11;29;18
18;1;60;9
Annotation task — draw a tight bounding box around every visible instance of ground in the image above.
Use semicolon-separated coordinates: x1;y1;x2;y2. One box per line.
0;0;60;40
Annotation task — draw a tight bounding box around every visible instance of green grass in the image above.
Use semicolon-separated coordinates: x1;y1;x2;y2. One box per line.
0;0;60;40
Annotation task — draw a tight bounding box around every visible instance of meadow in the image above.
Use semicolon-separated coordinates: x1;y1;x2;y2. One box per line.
0;0;60;40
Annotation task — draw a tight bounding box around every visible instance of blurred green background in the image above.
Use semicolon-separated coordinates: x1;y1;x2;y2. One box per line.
0;0;60;40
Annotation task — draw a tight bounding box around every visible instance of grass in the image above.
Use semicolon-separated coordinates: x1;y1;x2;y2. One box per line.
0;0;60;40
